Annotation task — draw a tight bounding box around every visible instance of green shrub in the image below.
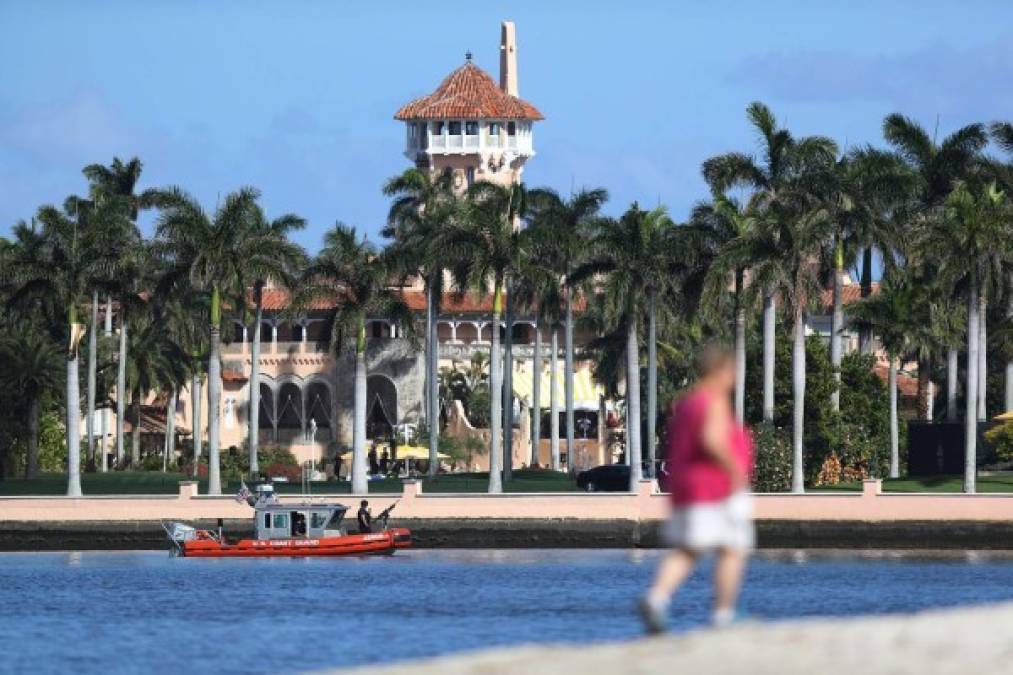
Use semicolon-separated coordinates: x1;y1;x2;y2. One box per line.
985;423;1013;463
751;423;793;493
140;453;165;471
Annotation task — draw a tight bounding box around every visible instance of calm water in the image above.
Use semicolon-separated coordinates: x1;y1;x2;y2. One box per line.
4;549;1013;674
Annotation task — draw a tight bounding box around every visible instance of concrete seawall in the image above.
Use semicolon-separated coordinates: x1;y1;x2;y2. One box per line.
331;601;1013;675
5;479;1013;550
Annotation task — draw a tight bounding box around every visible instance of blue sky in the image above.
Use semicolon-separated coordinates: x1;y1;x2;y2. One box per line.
3;0;1013;253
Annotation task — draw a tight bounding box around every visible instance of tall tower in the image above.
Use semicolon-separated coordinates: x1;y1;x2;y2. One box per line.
394;21;543;190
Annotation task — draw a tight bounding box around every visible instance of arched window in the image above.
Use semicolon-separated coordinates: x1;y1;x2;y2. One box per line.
366;375;397;440
277;382;303;433
306;382;332;441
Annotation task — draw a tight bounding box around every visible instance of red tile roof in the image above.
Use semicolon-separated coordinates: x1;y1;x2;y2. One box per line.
394;61;543;121
253;287;583;316
873;364;921;398
819;282;880;310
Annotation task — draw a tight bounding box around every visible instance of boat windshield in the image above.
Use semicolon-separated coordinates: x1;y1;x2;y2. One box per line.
324;510;345;529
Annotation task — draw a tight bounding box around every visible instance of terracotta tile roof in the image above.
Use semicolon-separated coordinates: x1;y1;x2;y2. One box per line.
819;282;880;310
873;363;921;398
251;287;583;316
394;61;543;121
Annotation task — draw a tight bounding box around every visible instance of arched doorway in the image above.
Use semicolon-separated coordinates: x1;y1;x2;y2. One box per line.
257;383;276;442
366;375;397;440
277;382;303;442
306;381;332;442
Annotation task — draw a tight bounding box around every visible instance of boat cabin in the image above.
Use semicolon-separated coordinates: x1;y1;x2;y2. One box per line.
255;502;349;540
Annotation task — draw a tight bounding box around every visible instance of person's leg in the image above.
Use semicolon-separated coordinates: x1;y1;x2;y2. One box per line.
712;547;748;626
648;549;697;604
639;549;696;633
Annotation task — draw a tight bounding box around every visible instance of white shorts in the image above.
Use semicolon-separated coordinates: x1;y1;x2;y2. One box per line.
663;492;755;552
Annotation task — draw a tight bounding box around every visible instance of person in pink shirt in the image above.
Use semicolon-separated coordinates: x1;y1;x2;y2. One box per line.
639;344;754;633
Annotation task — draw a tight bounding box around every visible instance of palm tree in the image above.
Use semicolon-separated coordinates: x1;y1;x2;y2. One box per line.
822;148;913;412
703;102;829;423
382;168;460;476
123;318;189;466
933;181;1010;492
245;209;305;478
83;157;160;468
526;188;607;470
153;186;270;494
2;202;123;496
693;193;760;423
510;238;565;469
881;115;987;417
0;323;63;479
987;121;1013;414
296;224;414;494
573;204;677;488
443;181;527;492
851;269;955;477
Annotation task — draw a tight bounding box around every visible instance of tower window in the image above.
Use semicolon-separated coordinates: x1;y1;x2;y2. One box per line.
507;122;516;136
465;121;478;135
448;121;462;135
431;121;444;135
466;167;475;188
488;122;500;136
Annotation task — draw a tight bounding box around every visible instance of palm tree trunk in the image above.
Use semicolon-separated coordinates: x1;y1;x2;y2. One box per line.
503;284;514;482
791;309;806;494
165;388;177;472
646;289;658;477
734;271;746;424
26;395;39;480
1007;289;1013;414
830;242;844;413
131;392;141;467
549;325;560;471
116;313;127;468
916;361;932;420
248;287;264;478
762;294;776;423
564;287;575;470
889;358;899;479
207;286;223;495
626;313;642;489
100;295;112;472
947;349;958;421
859;247;874;354
86;289;98;470
427;280;440;477
66;347;83;497
965;278;980;494
531;319;542;467
351;318;368;494
191;373;202;476
488;279;504;493
978;293;987;421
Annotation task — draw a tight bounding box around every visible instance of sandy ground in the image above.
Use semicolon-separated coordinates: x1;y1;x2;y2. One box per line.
333;602;1013;675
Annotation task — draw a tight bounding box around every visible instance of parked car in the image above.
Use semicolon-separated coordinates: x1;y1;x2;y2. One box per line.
576;464;630;492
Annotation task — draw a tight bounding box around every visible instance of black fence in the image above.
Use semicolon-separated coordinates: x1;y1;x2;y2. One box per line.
907;421;997;476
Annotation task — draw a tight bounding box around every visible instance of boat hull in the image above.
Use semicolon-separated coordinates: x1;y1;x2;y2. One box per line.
180;528;412;558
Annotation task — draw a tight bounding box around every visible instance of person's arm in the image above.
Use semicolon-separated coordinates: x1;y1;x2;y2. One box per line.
700;397;746;491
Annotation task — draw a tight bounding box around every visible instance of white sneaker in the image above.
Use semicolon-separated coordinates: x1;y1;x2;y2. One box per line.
637;596;668;635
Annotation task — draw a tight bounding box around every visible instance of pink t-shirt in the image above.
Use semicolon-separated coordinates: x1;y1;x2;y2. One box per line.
664;389;754;506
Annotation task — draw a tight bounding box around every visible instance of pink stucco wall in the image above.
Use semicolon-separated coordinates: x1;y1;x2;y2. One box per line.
5;480;1013;523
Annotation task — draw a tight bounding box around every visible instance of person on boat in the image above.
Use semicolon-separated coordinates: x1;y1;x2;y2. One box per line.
357;500;372;534
368;444;379;475
639;343;754;634
380;448;390;474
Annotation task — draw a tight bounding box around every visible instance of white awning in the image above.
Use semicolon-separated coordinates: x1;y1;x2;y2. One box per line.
511;360;603;411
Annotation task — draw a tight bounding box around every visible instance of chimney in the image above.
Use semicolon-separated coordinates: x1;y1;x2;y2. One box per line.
499;21;518;97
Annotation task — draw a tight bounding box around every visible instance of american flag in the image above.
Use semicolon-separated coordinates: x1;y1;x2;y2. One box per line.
234;481;251;504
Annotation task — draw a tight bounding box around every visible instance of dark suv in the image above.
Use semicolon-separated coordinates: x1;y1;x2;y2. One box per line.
576;464;631;492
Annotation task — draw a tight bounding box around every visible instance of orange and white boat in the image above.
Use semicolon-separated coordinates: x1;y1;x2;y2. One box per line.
164;485;411;558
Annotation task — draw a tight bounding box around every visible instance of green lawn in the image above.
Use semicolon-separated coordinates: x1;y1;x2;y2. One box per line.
0;469;577;496
810;474;1013;493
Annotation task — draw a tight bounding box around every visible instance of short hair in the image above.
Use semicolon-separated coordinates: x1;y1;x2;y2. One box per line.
360;500;368;507
695;342;735;377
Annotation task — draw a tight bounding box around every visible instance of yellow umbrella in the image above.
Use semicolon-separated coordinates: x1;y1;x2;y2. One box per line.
386;444;449;460
995;411;1013;422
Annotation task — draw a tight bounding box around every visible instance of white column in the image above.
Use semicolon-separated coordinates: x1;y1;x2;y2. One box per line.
450;321;458;342
271;323;278;354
